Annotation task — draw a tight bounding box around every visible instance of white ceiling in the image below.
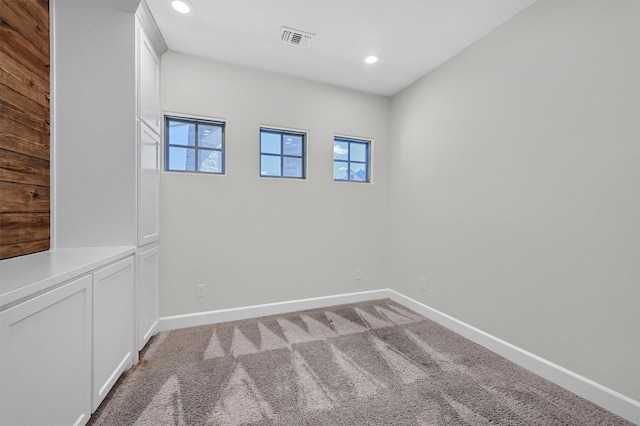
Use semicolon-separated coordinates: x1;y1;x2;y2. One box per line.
147;0;537;97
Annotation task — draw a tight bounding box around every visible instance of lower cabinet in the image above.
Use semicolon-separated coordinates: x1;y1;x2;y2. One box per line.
0;275;93;426
136;244;159;351
0;254;139;425
92;257;135;411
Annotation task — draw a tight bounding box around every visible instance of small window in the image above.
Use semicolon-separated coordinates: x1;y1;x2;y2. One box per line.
333;136;371;182
260;128;306;179
165;115;225;174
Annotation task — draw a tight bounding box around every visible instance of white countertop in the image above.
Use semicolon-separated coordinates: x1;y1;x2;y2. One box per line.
0;246;136;308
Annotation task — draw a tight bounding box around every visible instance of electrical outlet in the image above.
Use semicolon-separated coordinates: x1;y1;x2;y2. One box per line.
419;277;427;291
196;284;206;298
355;269;363;280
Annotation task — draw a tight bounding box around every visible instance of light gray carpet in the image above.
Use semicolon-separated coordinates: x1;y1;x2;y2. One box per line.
89;299;632;425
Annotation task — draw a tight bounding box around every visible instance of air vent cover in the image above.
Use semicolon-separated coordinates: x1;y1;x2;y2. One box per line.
280;26;314;48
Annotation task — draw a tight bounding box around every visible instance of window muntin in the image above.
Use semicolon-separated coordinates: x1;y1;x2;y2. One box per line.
333;136;370;182
165;116;225;174
260;128;306;179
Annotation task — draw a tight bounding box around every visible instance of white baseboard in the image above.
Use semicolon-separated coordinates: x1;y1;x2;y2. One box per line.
158;288;639;424
158;289;389;331
386;290;640;425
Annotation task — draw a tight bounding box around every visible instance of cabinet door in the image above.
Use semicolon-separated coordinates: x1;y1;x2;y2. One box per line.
0;275;92;426
92;257;134;411
136;245;159;351
138;121;160;246
138;24;160;133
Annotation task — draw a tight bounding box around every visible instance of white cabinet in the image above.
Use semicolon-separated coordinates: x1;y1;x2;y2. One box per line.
0;275;92;426
92;257;135;411
136;245;159;351
137;13;162;249
134;5;163;356
0;249;135;425
137;22;161;134
138;121;160;246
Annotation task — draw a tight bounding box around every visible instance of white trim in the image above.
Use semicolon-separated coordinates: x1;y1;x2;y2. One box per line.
136;0;168;55
386;290;640;425
142;320;159;343
158;289;388;331
157;288;639;424
93;352;133;412
259;123;310;136
163;111;227;124
333;133;375;144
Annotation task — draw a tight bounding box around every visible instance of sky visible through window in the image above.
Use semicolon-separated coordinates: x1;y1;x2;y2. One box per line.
334;137;369;182
260;128;305;178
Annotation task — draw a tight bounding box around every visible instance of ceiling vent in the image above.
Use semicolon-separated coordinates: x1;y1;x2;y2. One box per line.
280;26;314;48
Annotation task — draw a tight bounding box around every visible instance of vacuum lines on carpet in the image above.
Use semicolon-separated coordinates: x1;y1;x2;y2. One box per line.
89;299;632;425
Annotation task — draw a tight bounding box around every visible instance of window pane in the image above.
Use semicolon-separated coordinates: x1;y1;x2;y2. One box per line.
261;132;281;155
334;161;348;180
169;147;196;171
198;149;222;173
283;157;303;178
261;155;281;176
165;116;225;174
334;140;348;161
199;125;222;149
349;162;367;181
283;135;303;156
350;142;367;162
168;121;195;146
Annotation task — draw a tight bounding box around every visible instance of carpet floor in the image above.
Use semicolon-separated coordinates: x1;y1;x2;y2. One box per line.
89;299;632;425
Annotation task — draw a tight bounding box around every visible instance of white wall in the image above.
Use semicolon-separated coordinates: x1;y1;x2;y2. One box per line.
53;0;137;248
160;52;390;317
388;0;639;401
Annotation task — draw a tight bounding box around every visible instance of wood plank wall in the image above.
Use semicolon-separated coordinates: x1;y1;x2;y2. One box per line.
0;0;50;259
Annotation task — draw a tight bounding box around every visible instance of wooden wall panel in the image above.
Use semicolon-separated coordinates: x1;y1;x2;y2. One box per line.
0;95;49;133
1;1;49;54
0;181;49;213
0;0;50;260
1;51;49;108
0;116;49;159
0;82;48;119
0;238;49;259
0;212;49;244
0;21;49;72
0;149;49;186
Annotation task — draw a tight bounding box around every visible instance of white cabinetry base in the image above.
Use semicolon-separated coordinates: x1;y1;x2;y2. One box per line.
92;257;135;411
0;275;92;426
136;245;159;351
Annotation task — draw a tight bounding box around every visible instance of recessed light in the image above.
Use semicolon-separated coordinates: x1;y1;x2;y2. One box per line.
364;55;379;64
171;0;192;14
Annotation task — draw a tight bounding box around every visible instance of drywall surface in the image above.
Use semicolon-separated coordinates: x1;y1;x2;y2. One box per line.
160;52;390;316
53;1;137;248
389;0;639;400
